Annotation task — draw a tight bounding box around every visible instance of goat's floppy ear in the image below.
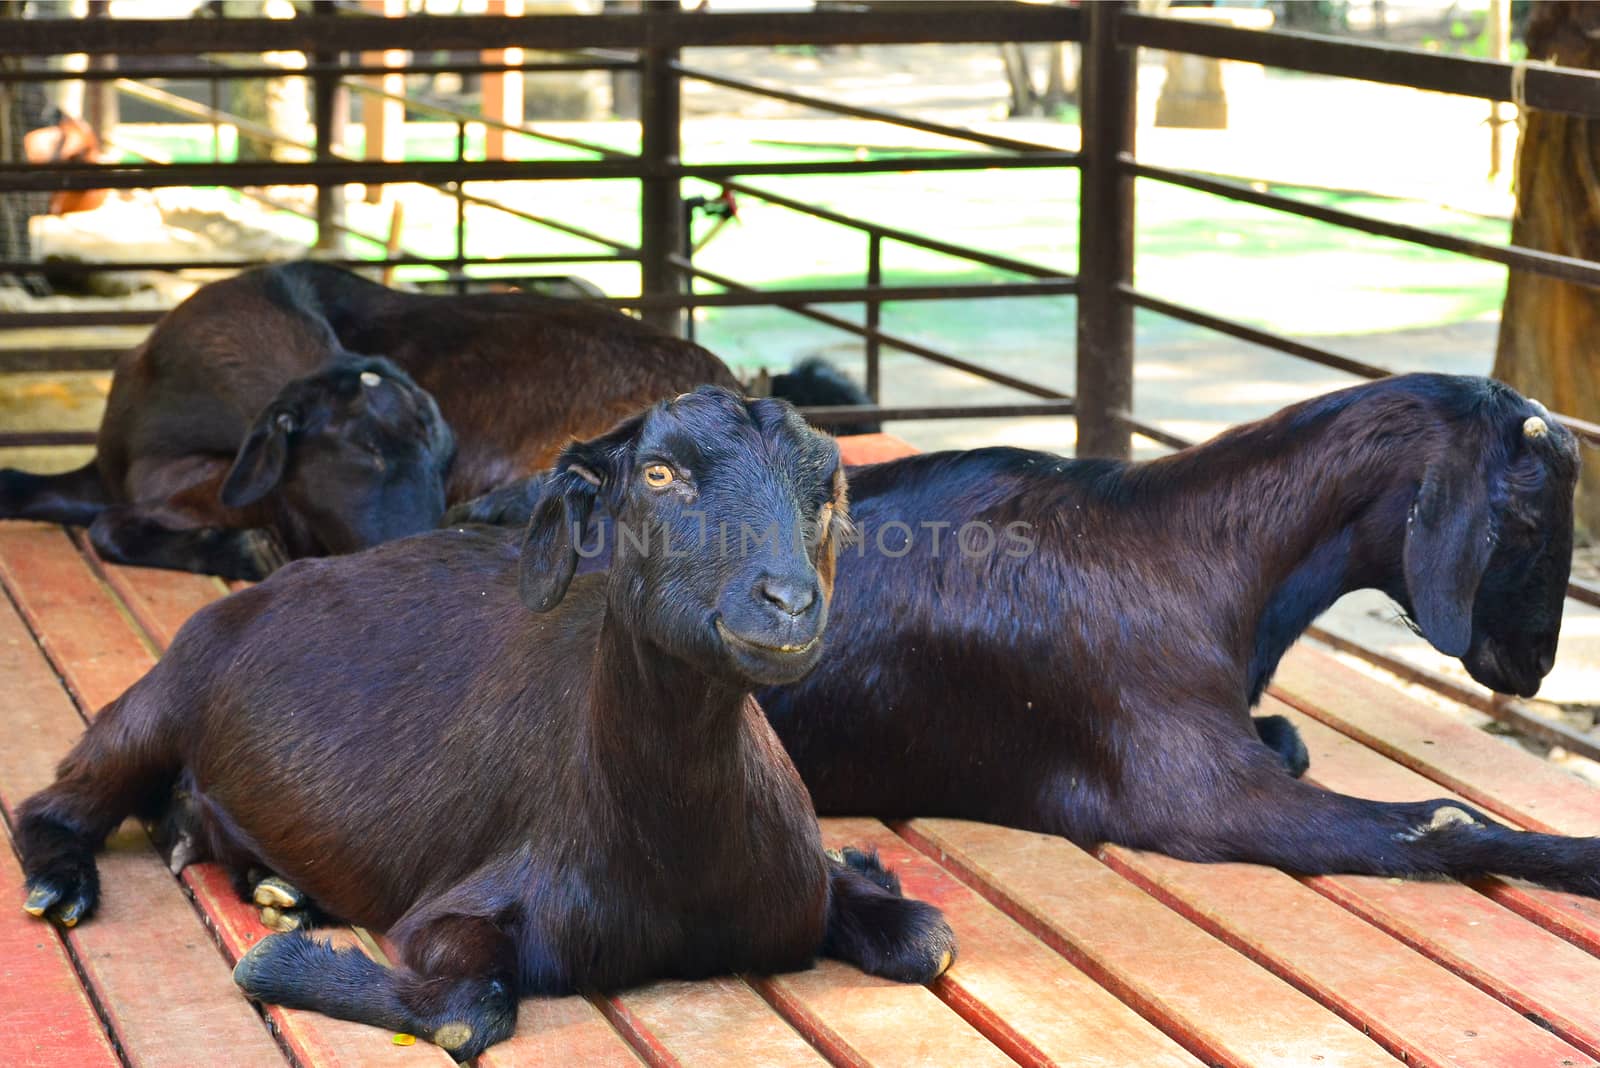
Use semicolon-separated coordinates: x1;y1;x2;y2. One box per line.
1403;452;1493;657
221;409;296;508
518;412;645;612
518;466;601;612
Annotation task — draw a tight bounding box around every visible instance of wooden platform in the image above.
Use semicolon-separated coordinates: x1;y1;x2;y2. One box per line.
6;433;1600;1067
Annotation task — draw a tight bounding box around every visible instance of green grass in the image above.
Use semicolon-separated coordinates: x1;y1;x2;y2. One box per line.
112;121;1513;372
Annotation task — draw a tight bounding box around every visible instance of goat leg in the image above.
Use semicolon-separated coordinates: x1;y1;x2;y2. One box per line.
1133;770;1600;898
820;847;957;983
1252;714;1311;778
235;912;519;1060
89;504;288;581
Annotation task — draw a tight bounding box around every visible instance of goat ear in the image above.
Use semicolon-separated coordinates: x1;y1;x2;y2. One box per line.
518;466;600;613
519;411;647;612
221;410;296;509
1403;452;1493;658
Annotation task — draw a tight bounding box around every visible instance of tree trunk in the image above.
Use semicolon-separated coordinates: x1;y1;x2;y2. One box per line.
1494;1;1600;538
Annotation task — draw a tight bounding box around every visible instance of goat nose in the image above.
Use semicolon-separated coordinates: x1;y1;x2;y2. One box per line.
757;575;816;617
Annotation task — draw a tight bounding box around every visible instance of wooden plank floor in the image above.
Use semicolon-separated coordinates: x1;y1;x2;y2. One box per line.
4;433;1600;1067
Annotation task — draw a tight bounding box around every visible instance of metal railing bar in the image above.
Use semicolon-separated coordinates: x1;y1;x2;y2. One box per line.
673;62;1070;156
0;431;98;448
805;400;1076;425
0;7;1083;57
0;158;644;191
1133;161;1600;292
681;151;1079;179
0;253;629;276
455;190;638;253
718;179;1071;280
0;152;1078;192
0;57;635;82
344;79;631;161
609;279;1075;309
1122;287;1396;380
671;256;1071;401
0;349;128;373
1124;286;1600;449
110;81;637;256
1120;13;1600;120
1302;625;1600;764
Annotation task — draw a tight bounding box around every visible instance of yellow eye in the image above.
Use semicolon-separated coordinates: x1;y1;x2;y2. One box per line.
643;464;674;488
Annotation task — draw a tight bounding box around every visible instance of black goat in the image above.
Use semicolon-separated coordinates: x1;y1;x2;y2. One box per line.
15;387;955;1059
472;375;1594;895
0;261;740;579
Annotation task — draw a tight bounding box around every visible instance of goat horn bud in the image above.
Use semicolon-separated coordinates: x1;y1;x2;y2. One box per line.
1523;415;1550;440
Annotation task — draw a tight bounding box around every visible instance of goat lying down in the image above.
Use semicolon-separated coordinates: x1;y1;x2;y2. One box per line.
468;374;1596;896
16;388;954;1059
0;261;740;579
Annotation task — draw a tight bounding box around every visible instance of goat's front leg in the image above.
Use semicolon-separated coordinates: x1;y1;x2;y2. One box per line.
234;912;519;1059
820;847;956;983
89;503;287;580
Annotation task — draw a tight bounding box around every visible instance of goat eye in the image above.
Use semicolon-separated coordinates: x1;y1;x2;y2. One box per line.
359;371;382;388
643;464;674;488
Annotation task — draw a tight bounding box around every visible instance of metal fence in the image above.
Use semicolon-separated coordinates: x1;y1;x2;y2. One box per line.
3;1;1600;747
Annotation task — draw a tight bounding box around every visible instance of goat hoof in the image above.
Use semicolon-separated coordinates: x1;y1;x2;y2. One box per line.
252;877;303;910
21;866;97;929
236;530;290;580
258;905;306;933
167;831;203;875
432;1022;473;1052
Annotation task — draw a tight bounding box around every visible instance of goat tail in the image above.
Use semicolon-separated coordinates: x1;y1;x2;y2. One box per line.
16;678;184;926
1130;774;1600;899
0;459;113;526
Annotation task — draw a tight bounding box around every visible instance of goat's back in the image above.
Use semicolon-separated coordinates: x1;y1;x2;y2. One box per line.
161;525;599;927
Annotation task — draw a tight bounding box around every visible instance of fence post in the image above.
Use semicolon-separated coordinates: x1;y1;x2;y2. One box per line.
639;0;683;335
311;0;346;253
1075;0;1135;459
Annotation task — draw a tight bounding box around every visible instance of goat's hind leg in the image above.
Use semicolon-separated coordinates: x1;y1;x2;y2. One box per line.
18;686;180;927
1140;770;1600;898
236;913;519;1059
821;847;957;983
0;460;111;525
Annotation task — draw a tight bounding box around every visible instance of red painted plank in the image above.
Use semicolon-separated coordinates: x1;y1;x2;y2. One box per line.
901;819;1397;1068
1101;843;1595;1068
0;523;156;712
726;820;1013;1068
838;433;919;467
73;530;230;650
480;995;644;1068
0;567;290;1068
1257;701;1600;1057
819;818;1199;1068
0;834;119;1068
601;977;826;1067
1271;645;1600;836
1270;648;1600;953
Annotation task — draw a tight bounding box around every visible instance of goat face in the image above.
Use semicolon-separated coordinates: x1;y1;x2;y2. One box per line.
518;386;849;686
1400;388;1579;698
220;356;455;555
